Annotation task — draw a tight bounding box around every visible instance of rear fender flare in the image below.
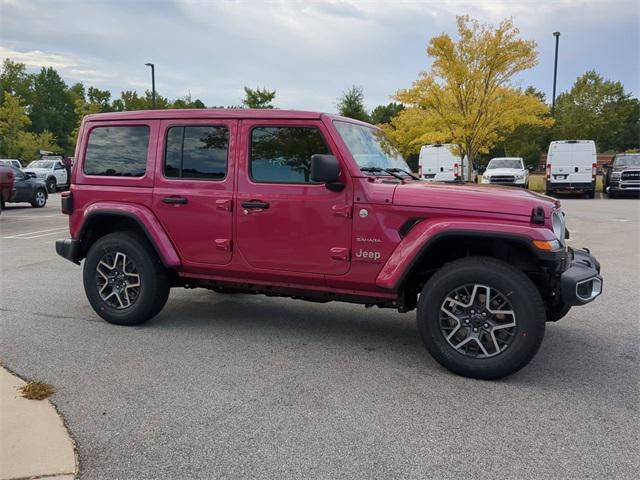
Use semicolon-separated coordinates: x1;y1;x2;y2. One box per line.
376;218;556;291
77;202;181;268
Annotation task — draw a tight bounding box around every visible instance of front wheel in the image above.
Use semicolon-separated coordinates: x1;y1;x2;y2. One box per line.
46;177;57;193
417;257;546;380
83;232;170;326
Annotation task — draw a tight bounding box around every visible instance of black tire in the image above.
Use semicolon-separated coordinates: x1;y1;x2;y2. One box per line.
545;189;553;197
46;177;57;193
586;189;595;199
31;189;47;208
608;189;616;199
416;257;546;380
83;232;170;326
546;302;571;322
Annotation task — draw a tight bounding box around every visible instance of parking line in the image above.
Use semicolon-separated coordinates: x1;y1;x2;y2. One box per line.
2;227;69;239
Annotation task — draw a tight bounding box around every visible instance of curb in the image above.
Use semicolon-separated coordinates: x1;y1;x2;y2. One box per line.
0;366;78;480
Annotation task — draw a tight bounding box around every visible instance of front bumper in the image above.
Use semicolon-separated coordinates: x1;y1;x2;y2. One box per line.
55;238;81;264
560;248;602;306
610;180;640;193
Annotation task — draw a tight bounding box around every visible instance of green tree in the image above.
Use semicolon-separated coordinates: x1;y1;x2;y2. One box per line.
384;16;553;178
15;130;59;161
0;59;33;106
370;102;405;125
337;85;370;122
242;87;276;109
87;86;112;112
553;70;639;152
171;92;206;109
30;67;76;152
0;92;31;157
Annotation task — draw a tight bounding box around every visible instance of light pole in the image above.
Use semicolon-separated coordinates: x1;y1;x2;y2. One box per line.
145;63;156;109
551;32;560;116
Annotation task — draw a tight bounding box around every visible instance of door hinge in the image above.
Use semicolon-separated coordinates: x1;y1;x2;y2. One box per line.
216;199;232;212
215;239;232;251
330;247;350;261
331;204;352;218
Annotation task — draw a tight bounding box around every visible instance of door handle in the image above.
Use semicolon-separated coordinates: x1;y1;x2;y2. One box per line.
162;196;188;205
241;200;269;210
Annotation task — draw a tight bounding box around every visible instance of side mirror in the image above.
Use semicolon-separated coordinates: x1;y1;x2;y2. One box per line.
527;166;533;172
25;172;36;179
310;154;343;191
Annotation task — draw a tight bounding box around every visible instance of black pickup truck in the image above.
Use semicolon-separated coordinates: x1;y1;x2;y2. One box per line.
603;153;640;198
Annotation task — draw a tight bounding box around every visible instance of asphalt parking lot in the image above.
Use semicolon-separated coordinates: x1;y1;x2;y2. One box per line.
1;194;638;480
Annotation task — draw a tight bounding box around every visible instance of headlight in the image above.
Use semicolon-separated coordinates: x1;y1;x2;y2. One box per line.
611;171;621;179
515;174;524;180
552;210;566;244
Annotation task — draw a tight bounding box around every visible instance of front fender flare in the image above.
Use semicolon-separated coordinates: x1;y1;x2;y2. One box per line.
76;202;181;268
375;218;556;291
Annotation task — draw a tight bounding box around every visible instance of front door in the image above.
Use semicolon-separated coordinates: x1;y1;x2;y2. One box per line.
153;119;236;265
235;120;352;275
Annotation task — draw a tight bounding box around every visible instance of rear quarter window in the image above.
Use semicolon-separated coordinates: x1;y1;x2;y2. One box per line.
84;126;150;177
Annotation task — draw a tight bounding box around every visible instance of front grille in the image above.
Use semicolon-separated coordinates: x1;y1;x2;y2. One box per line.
621;170;640;181
489;175;515;183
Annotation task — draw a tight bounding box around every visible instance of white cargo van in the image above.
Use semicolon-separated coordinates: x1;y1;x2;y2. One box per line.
418;144;476;182
546;140;597;198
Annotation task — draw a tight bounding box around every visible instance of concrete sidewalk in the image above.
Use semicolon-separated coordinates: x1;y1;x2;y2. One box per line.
0;367;77;480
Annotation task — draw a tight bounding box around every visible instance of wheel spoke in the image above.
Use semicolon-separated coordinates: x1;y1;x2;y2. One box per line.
440;283;517;359
96;251;140;310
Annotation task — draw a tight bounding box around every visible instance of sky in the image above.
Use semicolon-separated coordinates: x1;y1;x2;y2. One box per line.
1;0;638;112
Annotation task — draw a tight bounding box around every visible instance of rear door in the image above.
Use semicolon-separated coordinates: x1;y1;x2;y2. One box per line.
568;143;595;184
235;120;352;275
153;119;236;266
435;145;455;181
549;143;573;183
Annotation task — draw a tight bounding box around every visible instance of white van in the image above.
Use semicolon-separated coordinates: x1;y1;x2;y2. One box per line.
418;144;476;182
546;140;597;198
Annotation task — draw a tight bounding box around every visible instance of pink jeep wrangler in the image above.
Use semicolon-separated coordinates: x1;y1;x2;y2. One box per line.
56;109;602;379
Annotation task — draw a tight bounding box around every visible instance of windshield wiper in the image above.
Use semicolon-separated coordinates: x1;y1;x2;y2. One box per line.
385;167;421;181
360;166;406;181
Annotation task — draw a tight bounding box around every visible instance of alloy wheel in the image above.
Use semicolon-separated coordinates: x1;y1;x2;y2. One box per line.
439;284;517;358
95;251;141;309
35;191;46;207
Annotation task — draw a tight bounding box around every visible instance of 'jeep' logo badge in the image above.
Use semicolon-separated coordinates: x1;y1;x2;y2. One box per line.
354;249;381;261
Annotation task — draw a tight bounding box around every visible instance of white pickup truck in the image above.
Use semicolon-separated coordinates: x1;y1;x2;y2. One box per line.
23;158;69;193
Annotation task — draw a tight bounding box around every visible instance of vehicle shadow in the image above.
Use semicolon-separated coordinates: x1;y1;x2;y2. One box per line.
144;290;631;387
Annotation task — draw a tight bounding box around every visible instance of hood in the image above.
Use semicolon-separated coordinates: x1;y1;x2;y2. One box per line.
23;168;49;174
393;181;557;218
484;168;524;175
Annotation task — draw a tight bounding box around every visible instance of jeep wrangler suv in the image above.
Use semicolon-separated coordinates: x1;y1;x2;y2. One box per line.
56;110;602;379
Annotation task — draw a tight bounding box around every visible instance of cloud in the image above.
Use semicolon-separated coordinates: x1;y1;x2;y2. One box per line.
0;0;637;109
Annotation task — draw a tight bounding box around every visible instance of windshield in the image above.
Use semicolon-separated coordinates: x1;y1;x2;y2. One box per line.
333;121;411;173
27;160;54;169
613;154;640;167
487;159;523;169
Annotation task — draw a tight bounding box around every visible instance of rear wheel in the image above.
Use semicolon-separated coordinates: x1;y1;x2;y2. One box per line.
31;189;47;208
46;177;57;193
83;232;170;326
587;189;595;199
417;257;546;380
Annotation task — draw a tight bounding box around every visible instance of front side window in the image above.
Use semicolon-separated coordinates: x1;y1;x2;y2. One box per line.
250;126;330;183
164;126;229;180
84;126;149;177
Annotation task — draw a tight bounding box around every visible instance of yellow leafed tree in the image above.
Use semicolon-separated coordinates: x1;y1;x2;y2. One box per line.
383;16;554;177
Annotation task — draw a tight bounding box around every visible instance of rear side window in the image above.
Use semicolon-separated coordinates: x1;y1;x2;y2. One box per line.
164;126;229;180
84;126;149;177
250;126;330;183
